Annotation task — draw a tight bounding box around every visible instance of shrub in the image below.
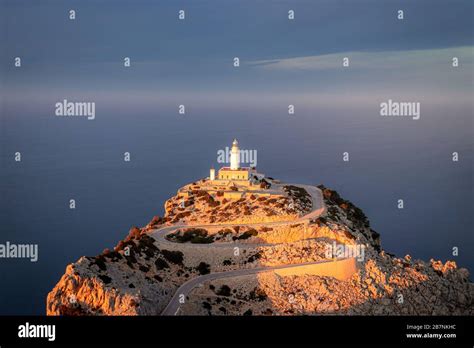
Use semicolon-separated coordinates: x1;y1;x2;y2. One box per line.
195;190;208;197
138;265;150;272
283;185;311;207
247;251;262;263
127;226;142;241
249;287;267;301
126;261;135;269
91;256;107;271
98;275;112;284
58;304;88;316
217;228;232;236
215;229;233;241
114;240;126;251
123;248;138;264
137;235;159;253
161;250;184;265
168;228;213;244
216;285;231;296
103;250;122;261
315;217;327;225
237;229;258;240
149;216;164;226
196;262;211;275
173;211;192;221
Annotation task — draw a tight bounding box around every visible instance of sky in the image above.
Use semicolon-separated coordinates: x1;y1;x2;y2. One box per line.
2;0;473;106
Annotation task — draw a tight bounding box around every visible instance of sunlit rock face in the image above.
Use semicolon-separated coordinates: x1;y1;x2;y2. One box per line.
164;179;311;225
46;180;473;316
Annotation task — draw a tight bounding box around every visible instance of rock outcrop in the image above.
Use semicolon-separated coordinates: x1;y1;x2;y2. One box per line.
46;180;473;316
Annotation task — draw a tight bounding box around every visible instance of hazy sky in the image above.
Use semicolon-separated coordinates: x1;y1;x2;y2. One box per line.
2;0;473;105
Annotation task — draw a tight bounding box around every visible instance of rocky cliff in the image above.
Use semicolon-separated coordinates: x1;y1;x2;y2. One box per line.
46;181;473;316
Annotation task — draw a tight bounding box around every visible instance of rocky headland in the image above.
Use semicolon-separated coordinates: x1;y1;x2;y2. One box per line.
46;178;473;316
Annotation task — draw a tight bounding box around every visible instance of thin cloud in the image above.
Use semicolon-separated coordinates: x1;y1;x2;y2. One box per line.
248;46;474;71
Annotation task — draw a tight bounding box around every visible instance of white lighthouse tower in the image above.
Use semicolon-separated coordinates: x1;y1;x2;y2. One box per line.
209;167;215;181
213;139;263;183
230;139;240;170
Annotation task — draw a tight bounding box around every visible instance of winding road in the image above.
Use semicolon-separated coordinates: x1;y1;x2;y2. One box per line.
150;183;325;249
148;182;357;315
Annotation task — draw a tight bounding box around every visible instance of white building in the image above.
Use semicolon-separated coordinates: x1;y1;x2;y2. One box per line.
209;139;264;183
230;139;240;170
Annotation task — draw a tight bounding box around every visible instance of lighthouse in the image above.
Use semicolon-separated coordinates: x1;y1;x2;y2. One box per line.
209;167;215;181
210;139;264;183
230;139;240;170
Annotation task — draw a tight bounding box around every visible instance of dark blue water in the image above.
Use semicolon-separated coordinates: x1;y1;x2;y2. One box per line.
1;96;472;314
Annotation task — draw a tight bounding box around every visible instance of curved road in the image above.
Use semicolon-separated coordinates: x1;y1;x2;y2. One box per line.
161;258;353;315
148;183;354;315
150;183;325;249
